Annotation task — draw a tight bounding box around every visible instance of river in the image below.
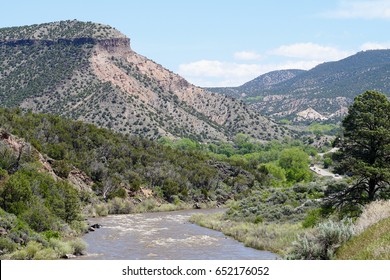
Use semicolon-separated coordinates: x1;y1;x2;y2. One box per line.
78;209;279;260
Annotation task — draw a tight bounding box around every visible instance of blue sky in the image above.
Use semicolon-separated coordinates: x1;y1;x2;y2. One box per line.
1;0;390;86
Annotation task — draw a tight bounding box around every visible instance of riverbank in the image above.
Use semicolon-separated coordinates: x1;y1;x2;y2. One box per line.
83;197;221;217
189;213;302;257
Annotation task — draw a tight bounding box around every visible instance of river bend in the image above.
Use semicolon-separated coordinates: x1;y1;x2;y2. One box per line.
78;209;279;260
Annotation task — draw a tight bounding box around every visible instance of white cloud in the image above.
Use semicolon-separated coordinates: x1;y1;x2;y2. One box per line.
178;60;264;87
270;42;352;61
323;0;390;19
178;43;353;87
178;58;323;87
233;51;262;61
360;41;390;50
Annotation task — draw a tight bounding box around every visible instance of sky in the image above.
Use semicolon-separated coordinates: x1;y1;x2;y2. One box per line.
1;0;390;87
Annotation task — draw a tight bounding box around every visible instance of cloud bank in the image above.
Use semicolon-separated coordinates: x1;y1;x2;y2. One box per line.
322;0;390;19
178;42;354;87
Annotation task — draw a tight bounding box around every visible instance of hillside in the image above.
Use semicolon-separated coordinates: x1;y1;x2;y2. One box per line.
0;107;320;259
0;108;264;258
208;50;390;122
0;20;287;142
206;69;306;99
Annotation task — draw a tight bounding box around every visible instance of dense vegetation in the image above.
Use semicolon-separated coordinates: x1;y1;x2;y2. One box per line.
191;91;390;260
1;20;389;260
0;20;124;40
0;108;236;204
0;41;92;108
1;91;389;260
0;107;317;259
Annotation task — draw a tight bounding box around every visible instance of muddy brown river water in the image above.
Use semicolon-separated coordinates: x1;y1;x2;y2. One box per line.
78;209;279;260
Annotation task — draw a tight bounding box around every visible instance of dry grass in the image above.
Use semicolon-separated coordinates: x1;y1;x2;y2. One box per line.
189;213;302;257
354;200;390;234
337;216;390;259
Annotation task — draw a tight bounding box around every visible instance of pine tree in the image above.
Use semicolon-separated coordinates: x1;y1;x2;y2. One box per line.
330;91;390;211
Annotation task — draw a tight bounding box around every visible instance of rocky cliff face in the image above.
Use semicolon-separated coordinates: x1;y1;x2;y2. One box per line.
0;130;93;192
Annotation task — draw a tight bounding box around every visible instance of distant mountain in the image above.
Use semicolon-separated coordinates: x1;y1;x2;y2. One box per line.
0;20;289;141
206;69;306;99
208;50;390;122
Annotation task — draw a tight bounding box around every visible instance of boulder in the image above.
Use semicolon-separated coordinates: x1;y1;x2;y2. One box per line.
193;202;201;209
0;227;7;236
65;254;76;259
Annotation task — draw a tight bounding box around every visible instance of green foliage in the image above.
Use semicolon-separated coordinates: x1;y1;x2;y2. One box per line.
0;145;18;171
308;123;339;135
323;156;333;169
288;219;354;260
68;238;87;256
0;108;242;203
51;160;72;178
337;216;390;259
302;208;323;228
1;171;33;215
225;182;324;223
107;197;134;214
0;162;81;239
0;237;17;254
257;163;286;186
279;148;312;183
21;199;60;232
331;91;390;213
190;212;302;256
0;20;121;40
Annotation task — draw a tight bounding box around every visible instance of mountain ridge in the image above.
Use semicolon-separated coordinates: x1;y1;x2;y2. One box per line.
208;50;390;122
0;20;288;141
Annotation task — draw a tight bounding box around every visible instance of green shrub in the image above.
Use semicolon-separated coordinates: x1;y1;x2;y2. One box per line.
25;241;44;259
33;247;58;260
323;157;333;169
108;197;134;214
288;219;354;259
94;203;109;216
41;230;60;240
52;160;72;178
302;208;322;228
108;187;127;199
0;171;33;215
70;220;89;234
0;237;17;254
6;248;28;260
0;167;8;181
21;200;60;232
135;198;157;212
69;238;87;255
48;238;72;257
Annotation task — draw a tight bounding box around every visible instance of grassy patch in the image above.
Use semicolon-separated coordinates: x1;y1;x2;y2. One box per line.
337;216;390;260
189;213;302;257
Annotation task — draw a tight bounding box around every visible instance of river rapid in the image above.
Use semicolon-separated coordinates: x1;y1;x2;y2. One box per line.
78;209;279;260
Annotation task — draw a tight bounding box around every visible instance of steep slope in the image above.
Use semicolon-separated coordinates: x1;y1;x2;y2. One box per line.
0;20;287;141
209;50;390;122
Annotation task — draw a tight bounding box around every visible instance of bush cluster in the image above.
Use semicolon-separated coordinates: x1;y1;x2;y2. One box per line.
287;219;354;260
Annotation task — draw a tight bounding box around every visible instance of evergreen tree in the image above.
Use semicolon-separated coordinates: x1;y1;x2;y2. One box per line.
330;91;390;211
